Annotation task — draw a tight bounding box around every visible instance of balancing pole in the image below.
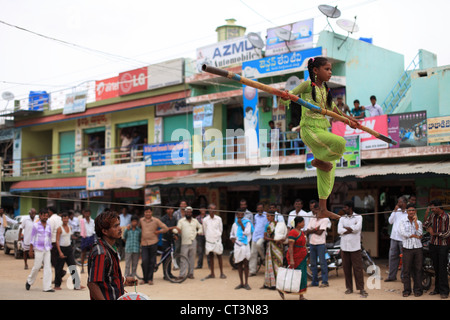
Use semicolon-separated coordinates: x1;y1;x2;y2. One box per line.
202;64;397;145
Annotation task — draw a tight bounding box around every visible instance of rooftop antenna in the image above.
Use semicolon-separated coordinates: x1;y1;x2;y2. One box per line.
337;16;359;50
318;4;341;33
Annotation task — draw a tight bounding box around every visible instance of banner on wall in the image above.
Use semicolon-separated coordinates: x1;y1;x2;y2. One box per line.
243;84;259;159
143;141;190;166
193;104;214;129
427;115;450;144
63;91;88;115
332;115;389;150
86;162;145;190
387;111;427;148
305;135;361;170
95;76;119;101
265;19;314;57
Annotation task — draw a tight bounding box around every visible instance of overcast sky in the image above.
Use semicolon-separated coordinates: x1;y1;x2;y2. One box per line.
0;0;448;104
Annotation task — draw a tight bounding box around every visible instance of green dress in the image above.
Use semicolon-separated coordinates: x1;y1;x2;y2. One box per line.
283;80;346;200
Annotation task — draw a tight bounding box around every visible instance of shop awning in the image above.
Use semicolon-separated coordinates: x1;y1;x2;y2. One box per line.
10;177;86;193
146;161;450;187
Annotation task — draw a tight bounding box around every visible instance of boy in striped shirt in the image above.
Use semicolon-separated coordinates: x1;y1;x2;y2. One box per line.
87;211;137;300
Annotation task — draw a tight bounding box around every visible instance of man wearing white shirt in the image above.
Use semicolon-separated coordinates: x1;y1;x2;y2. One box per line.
19;208;37;270
306;203;330;287
269;203;285;224
363;95;384;117
398;204;423;297
287;199;311;231
338;200;368;297
385;196;408;282
202;203;226;280
249;203;268;276
239;199;254;225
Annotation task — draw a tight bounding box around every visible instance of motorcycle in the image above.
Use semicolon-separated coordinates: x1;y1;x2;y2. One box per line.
306;238;378;280
306;238;342;280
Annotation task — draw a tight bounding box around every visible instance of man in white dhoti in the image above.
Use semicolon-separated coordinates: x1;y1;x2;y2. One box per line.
230;208;253;290
202;203;226;280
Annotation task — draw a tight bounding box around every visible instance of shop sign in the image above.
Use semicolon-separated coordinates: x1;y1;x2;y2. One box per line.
143;141;190;166
118;67;148;96
63;90;88;115
95;76;119;101
193;103;214;129
147;58;184;90
155;100;191;116
242;46;322;79
427;115;450;144
86;162;145;190
195;35;262;72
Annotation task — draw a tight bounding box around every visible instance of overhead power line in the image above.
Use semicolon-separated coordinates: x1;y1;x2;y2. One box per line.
0;19;147;67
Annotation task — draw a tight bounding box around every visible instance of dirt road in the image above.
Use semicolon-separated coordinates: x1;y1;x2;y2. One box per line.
0;249;444;302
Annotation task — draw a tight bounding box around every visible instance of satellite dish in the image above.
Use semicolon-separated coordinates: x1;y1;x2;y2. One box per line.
318;4;341;18
318;4;341;33
274;28;294;41
1;91;14;101
337;17;359;50
337;18;360;33
285;76;301;91
1;91;15;110
274;27;294;52
247;32;265;49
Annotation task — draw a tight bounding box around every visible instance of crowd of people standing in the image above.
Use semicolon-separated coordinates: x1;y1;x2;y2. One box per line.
12;193;449;300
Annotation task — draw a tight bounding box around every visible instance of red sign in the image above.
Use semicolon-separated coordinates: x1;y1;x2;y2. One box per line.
118;67;148;96
95;76;119;101
332;115;389;150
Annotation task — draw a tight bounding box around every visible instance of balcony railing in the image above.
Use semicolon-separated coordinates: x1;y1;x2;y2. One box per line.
2;144;145;178
2;131;306;178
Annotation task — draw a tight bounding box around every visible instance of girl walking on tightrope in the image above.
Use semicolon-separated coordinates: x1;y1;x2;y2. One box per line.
282;57;359;220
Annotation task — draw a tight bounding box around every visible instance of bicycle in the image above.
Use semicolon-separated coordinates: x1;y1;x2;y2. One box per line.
136;242;190;284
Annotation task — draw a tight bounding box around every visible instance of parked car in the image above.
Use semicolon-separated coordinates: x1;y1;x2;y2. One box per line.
4;216;24;259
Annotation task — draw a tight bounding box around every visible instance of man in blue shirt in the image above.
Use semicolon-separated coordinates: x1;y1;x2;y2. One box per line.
249;203;268;276
351;100;365;120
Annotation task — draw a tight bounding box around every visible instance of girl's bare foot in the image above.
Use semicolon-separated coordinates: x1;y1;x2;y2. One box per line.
311;159;333;172
318;207;341;220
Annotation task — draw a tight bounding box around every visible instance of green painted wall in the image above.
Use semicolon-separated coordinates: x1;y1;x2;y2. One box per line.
317;31;405;109
410;66;450;118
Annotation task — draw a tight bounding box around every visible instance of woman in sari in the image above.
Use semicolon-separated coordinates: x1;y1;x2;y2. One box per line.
262;213;284;289
279;216;308;300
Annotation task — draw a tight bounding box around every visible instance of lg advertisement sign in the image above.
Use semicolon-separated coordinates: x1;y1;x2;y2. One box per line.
118;67;148;96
